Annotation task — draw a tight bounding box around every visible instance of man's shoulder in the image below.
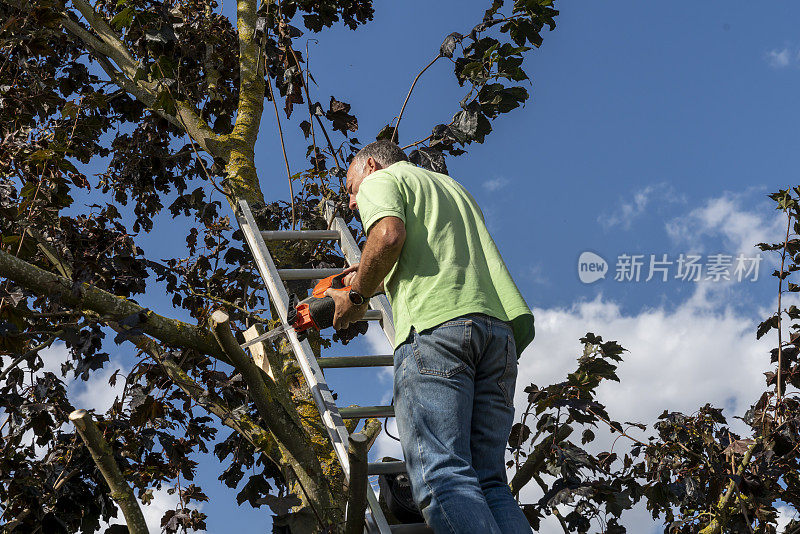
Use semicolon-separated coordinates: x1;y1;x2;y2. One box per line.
384;161;461;188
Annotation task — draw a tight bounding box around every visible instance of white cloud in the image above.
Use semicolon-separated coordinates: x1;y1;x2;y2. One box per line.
520;291;772;433
103;486;205;533
767;47;794;68
600;183;684;230
665;190;783;257
72;361;128;413
526;263;549;286
777;504;798;531
483;177;509;192
37;343;128;413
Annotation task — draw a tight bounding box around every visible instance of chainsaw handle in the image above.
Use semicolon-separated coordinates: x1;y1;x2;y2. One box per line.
311;270;351;298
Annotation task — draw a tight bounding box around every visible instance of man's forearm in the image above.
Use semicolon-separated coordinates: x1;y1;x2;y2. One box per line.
352;216;405;298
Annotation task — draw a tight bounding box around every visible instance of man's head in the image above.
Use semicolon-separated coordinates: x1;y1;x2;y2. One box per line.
346;140;408;210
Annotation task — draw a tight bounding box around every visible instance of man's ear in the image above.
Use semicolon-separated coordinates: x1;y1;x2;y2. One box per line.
367;157;382;173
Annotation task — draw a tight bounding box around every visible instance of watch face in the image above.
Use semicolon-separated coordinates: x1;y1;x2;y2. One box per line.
349;290;364;305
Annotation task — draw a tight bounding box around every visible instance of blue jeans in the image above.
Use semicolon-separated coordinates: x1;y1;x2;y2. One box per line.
393;314;531;534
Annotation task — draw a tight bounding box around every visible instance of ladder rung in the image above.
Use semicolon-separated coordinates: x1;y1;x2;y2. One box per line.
318;355;394;368
278;268;342;280
364;310;383;320
390;525;432;534
340;406;394;419
368;461;406;475
260;230;340;241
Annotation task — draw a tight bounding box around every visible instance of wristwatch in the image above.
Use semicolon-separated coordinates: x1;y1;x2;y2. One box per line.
348;289;366;306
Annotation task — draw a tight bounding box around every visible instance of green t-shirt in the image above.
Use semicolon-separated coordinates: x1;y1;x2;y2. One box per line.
355;160;535;353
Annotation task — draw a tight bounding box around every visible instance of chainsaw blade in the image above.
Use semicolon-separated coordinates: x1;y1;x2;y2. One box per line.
240;324;289;349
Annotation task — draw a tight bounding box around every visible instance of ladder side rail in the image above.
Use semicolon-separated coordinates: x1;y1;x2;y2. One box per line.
236;201;390;534
237;201;350;461
325;202;397;345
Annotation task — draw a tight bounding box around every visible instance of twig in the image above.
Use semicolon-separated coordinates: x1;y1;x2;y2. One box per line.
401;133;434;151
392;54;442;144
304;39;321;174
586;407;647;446
0;331;62;382
185;288;268;323
776;210;792;413
283;29;343;174
265;74;296;229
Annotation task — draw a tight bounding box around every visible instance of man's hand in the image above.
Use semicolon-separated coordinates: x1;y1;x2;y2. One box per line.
341;263;385;295
341;263;359;287
324;288;369;330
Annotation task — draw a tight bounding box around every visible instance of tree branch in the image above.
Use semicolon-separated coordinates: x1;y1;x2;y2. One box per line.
116;326;282;462
360;418;382;451
698;440;758;534
392;54;442;144
344;433;368;534
0;247;230;365
68;0;138;77
209;310;334;521
54;2;225;159
69;409;148;534
223;0;269;202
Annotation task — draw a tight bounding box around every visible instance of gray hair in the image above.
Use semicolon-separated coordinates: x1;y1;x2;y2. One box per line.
350;140;408;171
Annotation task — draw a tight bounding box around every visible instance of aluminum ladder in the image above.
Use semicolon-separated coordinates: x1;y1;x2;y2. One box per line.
234;199;430;534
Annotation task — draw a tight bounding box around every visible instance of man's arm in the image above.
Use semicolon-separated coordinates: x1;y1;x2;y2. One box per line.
352;216;405;297
325;216;405;329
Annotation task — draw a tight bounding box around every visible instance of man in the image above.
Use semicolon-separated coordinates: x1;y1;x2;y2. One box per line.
325;140;534;534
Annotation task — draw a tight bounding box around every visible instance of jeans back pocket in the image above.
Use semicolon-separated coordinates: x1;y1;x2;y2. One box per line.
412;319;471;377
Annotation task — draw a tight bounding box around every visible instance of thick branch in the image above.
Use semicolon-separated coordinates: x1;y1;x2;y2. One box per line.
115;327;281;461
209;310;334;519
344;433;369;534
361;418;382;451
69;0;138;77
0;247;229;364
69;410;148;534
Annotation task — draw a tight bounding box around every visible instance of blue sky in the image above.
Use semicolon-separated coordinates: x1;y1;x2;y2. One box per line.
39;1;800;532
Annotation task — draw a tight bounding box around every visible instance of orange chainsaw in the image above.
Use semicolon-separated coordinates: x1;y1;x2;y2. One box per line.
240;271;367;348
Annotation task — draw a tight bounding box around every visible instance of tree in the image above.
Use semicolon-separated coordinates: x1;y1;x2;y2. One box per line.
0;0;558;531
